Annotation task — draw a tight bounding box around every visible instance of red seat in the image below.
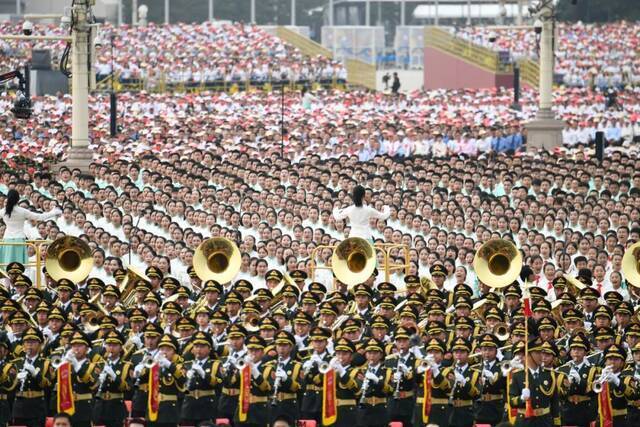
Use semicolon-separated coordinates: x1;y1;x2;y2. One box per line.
389;423;403;427
214;419;231;426
45;418;53;427
297;421;317;427
124;400;132;414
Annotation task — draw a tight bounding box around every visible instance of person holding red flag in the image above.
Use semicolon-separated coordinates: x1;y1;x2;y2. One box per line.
413;338;453;427
595;344;634;427
508;336;561;427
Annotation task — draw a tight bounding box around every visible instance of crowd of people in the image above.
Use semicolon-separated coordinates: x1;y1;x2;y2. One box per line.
0;21;347;87
2;14;640;427
453;21;640;88
1;85;639;168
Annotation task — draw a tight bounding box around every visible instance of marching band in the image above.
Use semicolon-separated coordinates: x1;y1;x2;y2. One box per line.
1;235;640;427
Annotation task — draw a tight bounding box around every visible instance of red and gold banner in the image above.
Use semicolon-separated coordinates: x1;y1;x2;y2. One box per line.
322;370;337;425
421;368;432;423
147;364;160;422
57;361;75;416
598;382;614;427
238;364;252;422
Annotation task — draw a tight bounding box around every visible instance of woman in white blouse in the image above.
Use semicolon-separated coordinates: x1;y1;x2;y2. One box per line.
0;189;61;264
332;185;390;241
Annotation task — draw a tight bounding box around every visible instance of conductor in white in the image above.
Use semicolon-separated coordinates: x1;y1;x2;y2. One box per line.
332;185;390;241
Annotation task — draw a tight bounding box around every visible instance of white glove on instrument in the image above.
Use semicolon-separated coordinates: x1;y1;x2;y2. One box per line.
251;364;261;379
431;366;440;377
103;365;117;381
191;364;206;378
275;368;288;381
131;335;143;348
23;362;37;375
312;354;323;365
99;371;108;384
454;371;467;386
608;373;620;387
17;371;28;380
158;357;172;369
365;371;379;383
302;360;315;372
335;364;347;378
482;369;494;381
133;364;144;378
520;388;530;401
393;371;403;382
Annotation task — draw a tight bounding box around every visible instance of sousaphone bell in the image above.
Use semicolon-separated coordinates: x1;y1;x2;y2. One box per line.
45;236;93;283
120;265;151;307
473;239;522;288
622;241;640;288
331;237;377;287
193;237;241;284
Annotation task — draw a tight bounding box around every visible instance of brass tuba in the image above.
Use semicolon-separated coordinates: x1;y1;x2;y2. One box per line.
622;241;640;288
120;265;151;307
45;236;94;283
331;237;376;287
193;237;241;284
473;239;522;288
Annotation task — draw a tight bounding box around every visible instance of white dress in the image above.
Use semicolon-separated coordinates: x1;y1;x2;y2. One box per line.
332;205;391;241
0;206;60;239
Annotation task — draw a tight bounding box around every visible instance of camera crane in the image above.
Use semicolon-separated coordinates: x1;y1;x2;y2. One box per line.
0;65;32;119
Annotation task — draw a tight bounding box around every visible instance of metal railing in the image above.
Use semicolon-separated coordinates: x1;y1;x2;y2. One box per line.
425;26;513;74
0;239;51;289
309;242;410;286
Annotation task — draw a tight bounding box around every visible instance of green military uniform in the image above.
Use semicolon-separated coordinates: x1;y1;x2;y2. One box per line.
332;338;361;427
356;338;392;427
508;337;560;427
267;331;302;424
473;333;507;426
448;337;481;427
557;334;597;427
384;327;417;427
596;344;633;427
180;331;223;425
0;335;17;427
300;327;333;423
217;324;247;421
413;338;453;427
92;330;132;427
153;335;185;427
233;335;271;427
12;328;54;427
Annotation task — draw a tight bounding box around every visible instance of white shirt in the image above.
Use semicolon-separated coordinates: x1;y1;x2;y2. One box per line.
332;205;391;240
0;206;60;239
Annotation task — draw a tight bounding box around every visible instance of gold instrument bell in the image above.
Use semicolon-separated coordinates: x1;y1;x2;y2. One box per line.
45;236;94;283
331;237;377;287
473;239;522;288
622;241;640;288
120;265;151;306
193;237;241;284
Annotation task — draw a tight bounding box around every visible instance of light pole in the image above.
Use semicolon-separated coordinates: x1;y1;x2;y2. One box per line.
110;33;117;137
525;0;564;150
209;0;214;22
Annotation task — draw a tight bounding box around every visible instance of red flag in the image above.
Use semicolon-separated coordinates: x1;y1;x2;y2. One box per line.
598;382;614;427
322;369;337;425
523;288;532;317
147;364;160;422
421;368;433;423
57;361;75;416
238;364;252;422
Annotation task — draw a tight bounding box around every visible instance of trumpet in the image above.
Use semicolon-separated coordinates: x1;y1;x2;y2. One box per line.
234;355;254;370
500;356;523;377
416;354;436;374
448;361;461;403
319;357;340;374
592;366;614;393
359;366;373;405
51;349;77;369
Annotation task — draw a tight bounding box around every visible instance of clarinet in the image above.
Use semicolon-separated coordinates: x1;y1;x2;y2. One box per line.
359;366;373;405
271;357;284;405
96;360;111;397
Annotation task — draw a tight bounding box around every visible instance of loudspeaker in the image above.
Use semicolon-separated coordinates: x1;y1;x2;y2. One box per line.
595;131;604;164
31;49;52;70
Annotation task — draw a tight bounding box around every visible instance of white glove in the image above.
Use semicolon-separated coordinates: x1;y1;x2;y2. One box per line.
608;373;620;387
496;348;504;361
416;364;427;374
158;356;172;369
520;388;530;401
23;362;37;375
393;371;403;382
103;364;117;381
133;364;144;378
312;354;323;365
302;360;315;372
275;368;287;381
365;371;379;383
482;369;494;381
17;371;28;380
251;364;261;379
431;366;440;378
454;371;466;385
131;335;143;348
191;364;205;378
98;371;108;384
334;364;346;378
